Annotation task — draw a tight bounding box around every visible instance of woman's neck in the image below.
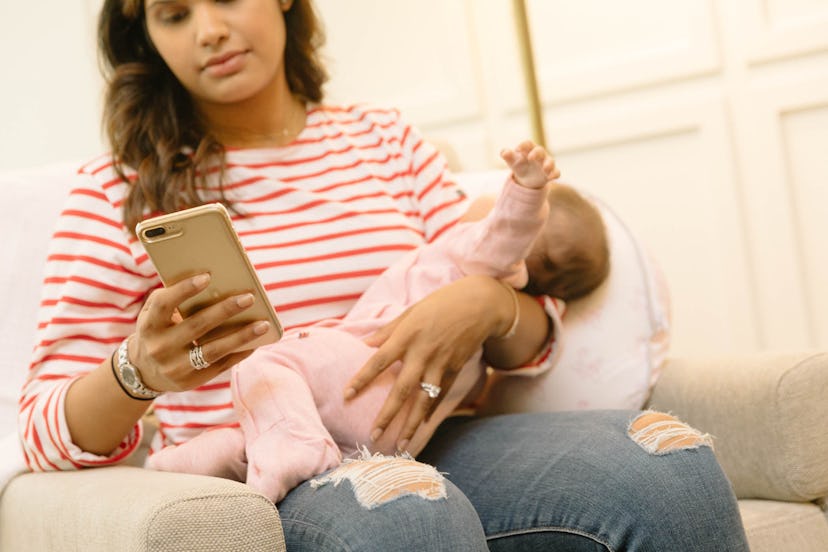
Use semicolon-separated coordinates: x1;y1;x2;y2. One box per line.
198;84;306;149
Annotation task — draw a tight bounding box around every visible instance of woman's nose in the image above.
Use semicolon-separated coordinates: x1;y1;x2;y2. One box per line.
193;3;229;47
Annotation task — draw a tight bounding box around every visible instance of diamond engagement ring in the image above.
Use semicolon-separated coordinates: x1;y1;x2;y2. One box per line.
419;382;441;399
189;345;210;370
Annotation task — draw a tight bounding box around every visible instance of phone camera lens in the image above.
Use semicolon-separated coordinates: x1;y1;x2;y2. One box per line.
145;227;166;238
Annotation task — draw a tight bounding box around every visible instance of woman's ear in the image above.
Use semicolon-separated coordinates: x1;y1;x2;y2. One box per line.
279;0;294;12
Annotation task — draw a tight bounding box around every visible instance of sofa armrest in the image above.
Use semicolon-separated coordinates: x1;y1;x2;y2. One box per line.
646;351;828;502
0;466;286;552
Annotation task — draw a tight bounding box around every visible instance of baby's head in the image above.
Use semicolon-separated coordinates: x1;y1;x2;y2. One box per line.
522;184;610;301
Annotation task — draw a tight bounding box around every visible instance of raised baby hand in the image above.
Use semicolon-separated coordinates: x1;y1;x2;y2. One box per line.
500;140;560;189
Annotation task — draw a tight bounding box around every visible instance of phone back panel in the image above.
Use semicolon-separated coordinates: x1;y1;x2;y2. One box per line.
136;204;282;349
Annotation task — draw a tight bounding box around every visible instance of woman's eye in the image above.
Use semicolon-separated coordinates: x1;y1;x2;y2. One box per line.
158;8;188;24
168;11;188;23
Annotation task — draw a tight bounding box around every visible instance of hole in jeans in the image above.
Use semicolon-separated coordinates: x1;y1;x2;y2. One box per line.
628;411;713;454
310;448;447;510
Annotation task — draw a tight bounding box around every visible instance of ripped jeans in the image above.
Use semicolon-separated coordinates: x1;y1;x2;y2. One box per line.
275;410;750;551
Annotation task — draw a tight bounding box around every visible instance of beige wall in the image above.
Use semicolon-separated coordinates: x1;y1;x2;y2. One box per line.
318;0;828;357
0;1;104;169
1;0;827;357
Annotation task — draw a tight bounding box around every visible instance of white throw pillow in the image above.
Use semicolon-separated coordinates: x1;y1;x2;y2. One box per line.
0;164;75;437
454;171;671;413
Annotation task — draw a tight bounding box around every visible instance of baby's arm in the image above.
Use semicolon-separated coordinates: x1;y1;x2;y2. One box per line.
443;140;558;282
460;141;557;223
501;141;559;190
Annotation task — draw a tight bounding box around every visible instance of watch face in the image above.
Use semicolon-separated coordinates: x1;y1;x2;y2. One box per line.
122;366;138;388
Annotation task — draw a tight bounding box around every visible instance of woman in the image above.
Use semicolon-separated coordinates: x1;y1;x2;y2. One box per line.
19;0;750;549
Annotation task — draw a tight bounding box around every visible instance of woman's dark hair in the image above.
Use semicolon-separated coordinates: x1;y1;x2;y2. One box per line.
98;0;327;234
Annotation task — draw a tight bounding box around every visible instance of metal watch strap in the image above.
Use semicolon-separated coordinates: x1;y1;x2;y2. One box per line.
116;338;163;400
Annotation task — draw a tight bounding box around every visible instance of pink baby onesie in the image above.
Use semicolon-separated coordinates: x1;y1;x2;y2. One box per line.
148;177;562;502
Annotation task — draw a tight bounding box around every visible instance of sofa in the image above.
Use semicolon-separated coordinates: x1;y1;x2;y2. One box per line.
1;164;827;551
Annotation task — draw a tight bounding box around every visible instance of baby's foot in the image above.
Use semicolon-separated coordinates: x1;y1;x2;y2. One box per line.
147;426;248;482
501;140;560;189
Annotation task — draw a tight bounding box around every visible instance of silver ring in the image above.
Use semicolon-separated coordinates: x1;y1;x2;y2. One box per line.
419;382;441;399
189;345;210;370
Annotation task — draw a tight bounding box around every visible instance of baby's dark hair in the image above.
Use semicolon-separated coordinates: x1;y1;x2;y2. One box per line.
539;184;610;301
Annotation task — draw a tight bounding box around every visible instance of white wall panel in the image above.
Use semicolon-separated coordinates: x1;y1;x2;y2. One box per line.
0;1;103;169
464;0;528;163
547;102;759;355
1;0;826;363
728;69;828;350
316;0;483;126
423;121;492;172
524;0;720;105
739;0;828;64
781;104;828;347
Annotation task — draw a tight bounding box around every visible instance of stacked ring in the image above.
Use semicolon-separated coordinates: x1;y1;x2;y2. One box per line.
419;382;441;399
189;345;210;370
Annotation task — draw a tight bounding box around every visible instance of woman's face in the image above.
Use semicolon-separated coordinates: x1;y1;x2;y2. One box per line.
144;0;288;106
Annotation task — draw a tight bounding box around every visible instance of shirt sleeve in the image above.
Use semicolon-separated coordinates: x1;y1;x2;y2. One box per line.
490;296;566;378
394;114;470;243
18;168;156;471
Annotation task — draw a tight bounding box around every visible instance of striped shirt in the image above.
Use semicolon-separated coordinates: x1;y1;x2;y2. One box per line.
19;105;470;471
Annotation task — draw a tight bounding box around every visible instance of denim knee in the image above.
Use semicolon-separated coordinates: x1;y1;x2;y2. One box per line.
419;410;749;552
279;455;488;551
610;411;748;551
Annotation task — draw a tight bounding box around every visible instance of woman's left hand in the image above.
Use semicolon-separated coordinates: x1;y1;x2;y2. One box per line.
343;274;512;450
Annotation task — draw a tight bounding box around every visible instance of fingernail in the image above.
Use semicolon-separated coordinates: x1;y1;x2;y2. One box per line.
236;293;254;307
370;428;383;442
192;274;211;288
397;439;409;452
253;321;269;335
343;387;356;400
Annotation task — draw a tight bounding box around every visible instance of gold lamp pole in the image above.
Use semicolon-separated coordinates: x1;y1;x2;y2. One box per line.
512;0;546;148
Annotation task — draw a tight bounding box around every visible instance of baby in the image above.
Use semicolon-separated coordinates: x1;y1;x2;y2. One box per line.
148;142;609;502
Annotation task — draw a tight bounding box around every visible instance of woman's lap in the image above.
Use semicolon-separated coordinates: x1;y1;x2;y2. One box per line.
277;465;488;551
419;410;749;551
277;410;749;551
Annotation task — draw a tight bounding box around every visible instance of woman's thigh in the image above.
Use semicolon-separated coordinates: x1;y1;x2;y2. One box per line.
418;410;750;552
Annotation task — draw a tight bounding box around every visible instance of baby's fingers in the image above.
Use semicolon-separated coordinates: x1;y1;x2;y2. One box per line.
500;147;520;168
527;145;548;164
543;157;559;180
515;140;536;156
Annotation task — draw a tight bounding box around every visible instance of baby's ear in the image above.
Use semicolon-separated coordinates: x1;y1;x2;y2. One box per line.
502;264;528;289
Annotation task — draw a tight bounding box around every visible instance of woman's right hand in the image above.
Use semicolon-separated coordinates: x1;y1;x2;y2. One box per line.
130;273;272;392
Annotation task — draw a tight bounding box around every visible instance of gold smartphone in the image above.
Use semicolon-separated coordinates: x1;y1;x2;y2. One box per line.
136;203;283;351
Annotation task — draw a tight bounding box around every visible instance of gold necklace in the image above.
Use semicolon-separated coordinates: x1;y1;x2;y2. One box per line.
274;100;306;143
218;100;306;147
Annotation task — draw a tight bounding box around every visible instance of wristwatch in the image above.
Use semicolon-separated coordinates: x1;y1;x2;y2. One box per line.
115;338;163;400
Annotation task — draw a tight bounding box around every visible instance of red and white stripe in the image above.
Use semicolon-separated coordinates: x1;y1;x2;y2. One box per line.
19;105;468;470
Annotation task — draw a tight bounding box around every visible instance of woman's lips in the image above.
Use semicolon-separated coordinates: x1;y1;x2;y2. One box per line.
202;51;247;78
